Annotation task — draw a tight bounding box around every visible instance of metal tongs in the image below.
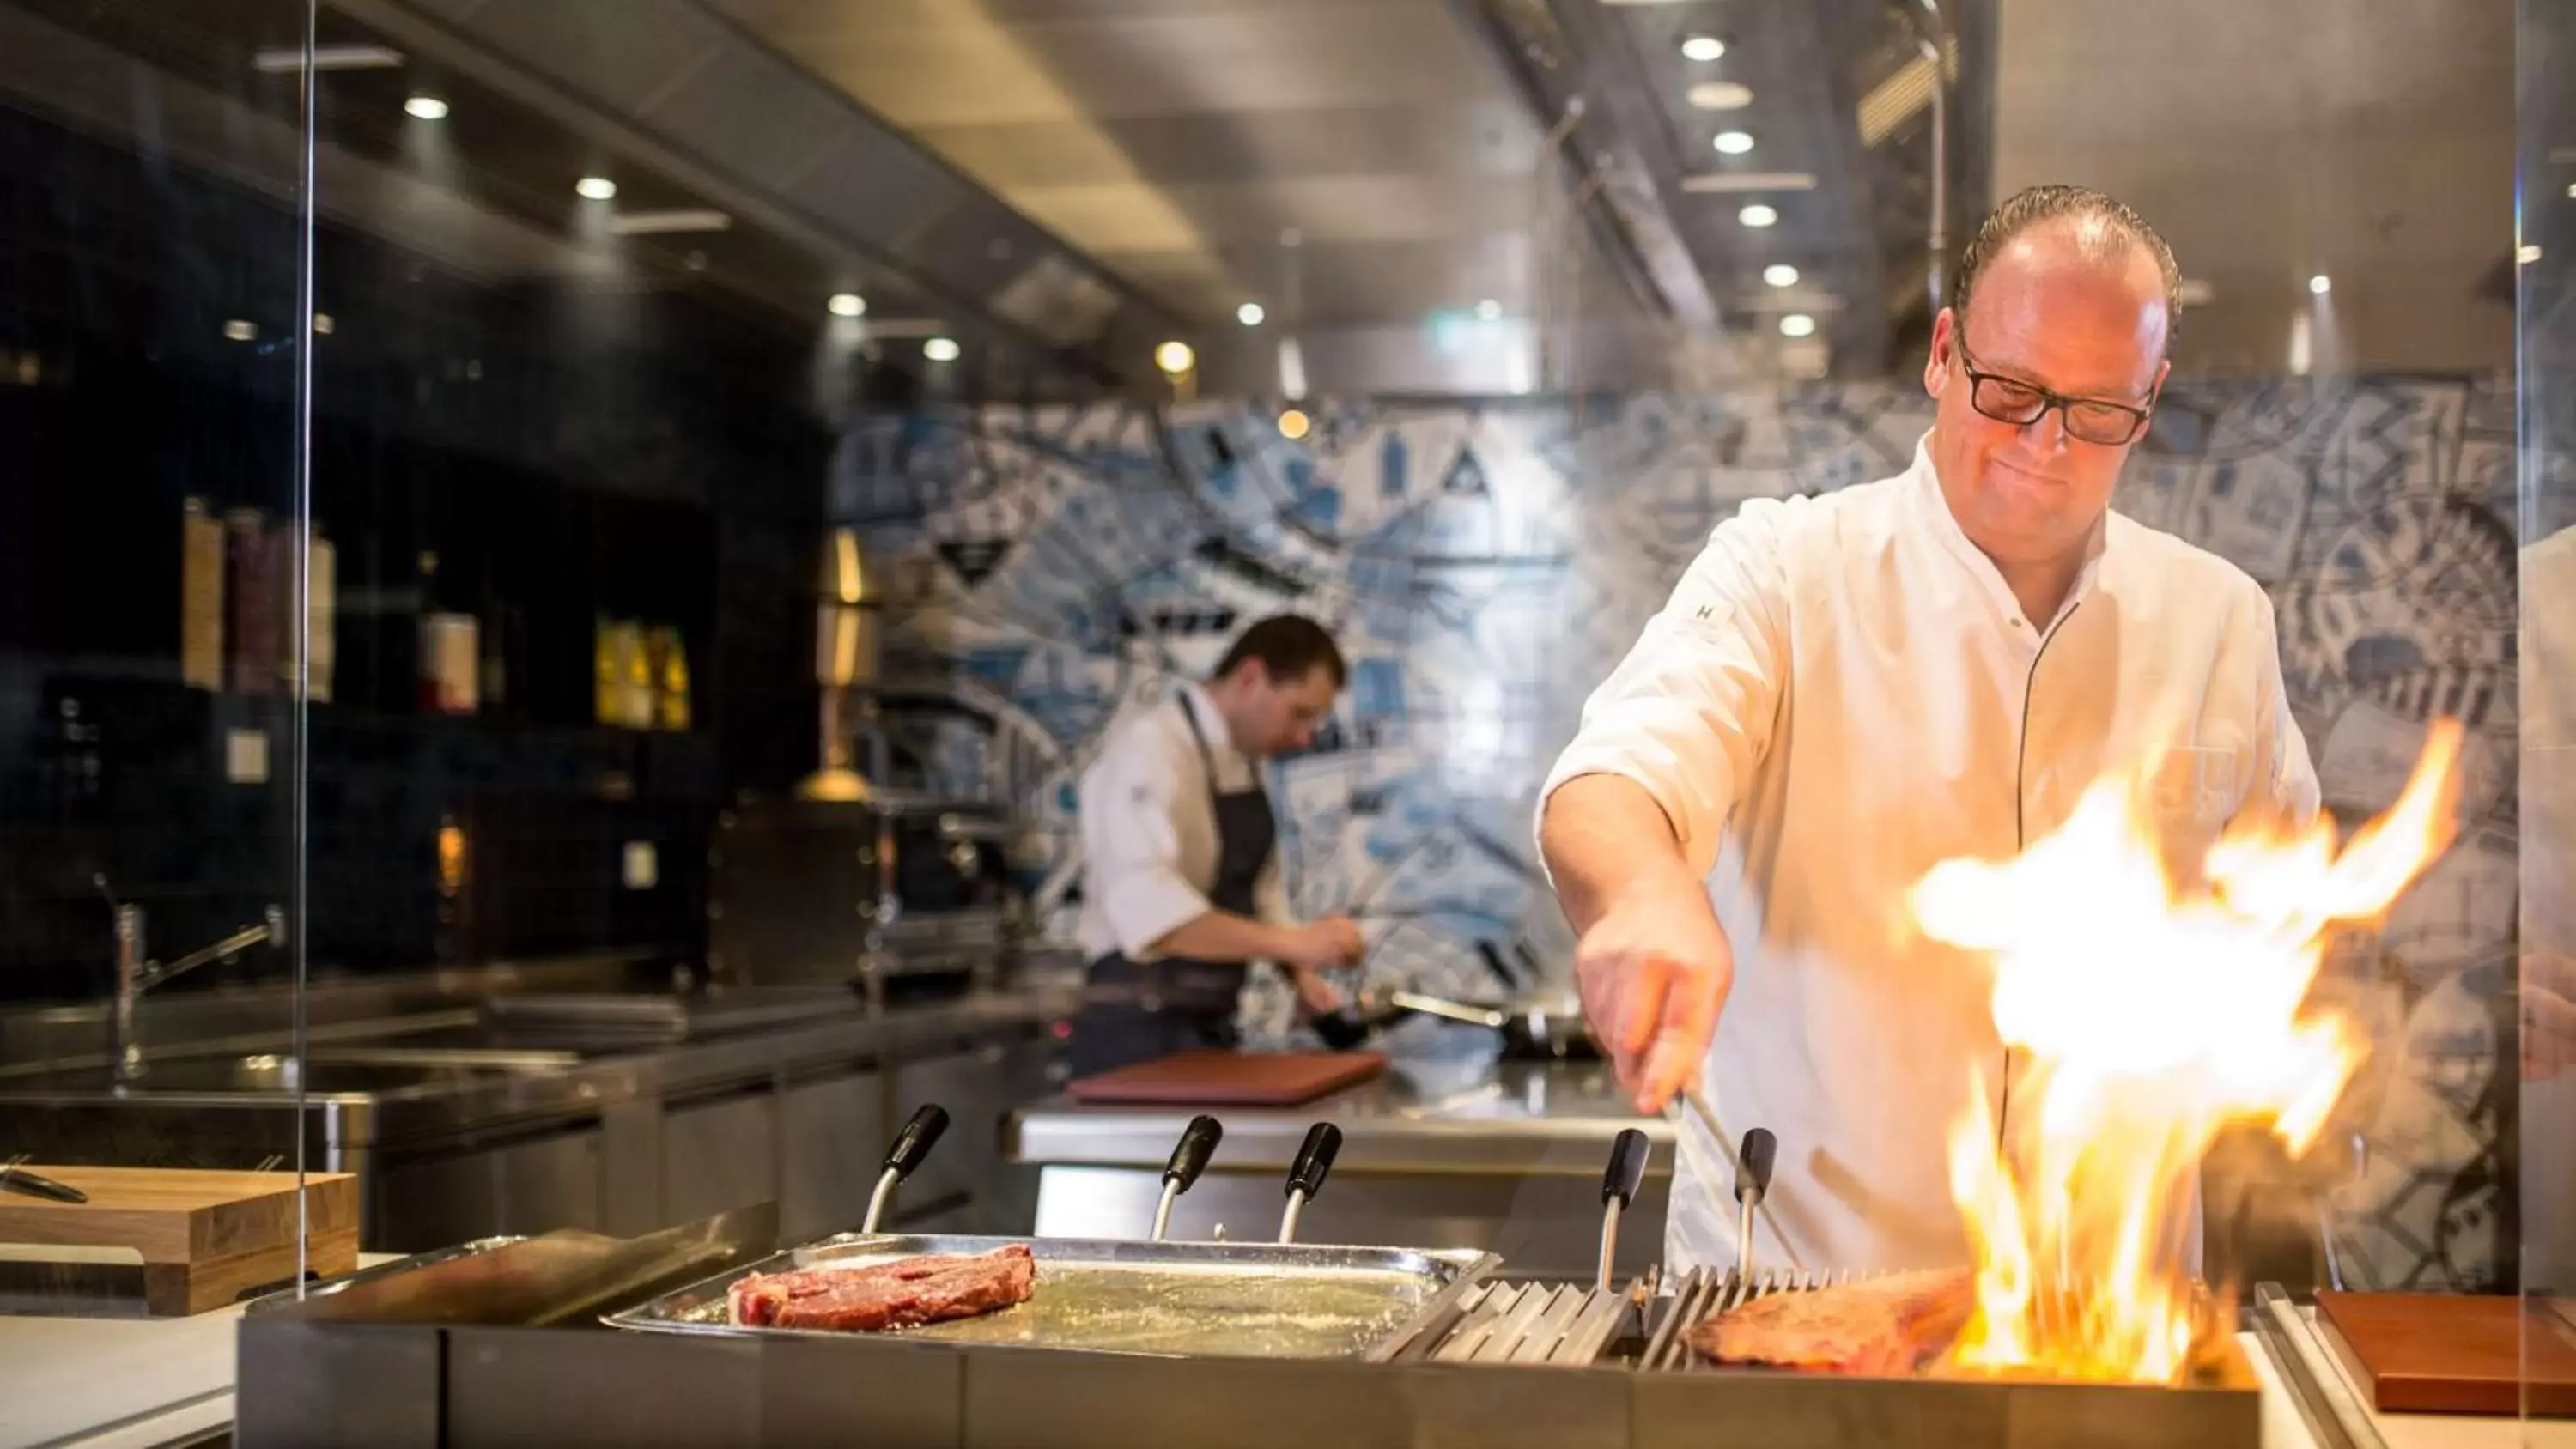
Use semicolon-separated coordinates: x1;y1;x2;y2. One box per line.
1276;1123;1343;1244
1151;1114;1224;1241
860;1105;950;1234
1681;1088;1800;1273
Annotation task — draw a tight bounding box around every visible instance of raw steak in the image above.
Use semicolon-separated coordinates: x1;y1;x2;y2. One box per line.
728;1244;1036;1331
1686;1268;1976;1375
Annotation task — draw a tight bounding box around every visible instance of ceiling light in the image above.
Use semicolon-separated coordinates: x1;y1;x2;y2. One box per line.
2567;182;2576;199
313;313;335;335
1155;340;1197;375
2307;274;2331;295
1681;35;1726;62
1237;301;1267;327
1278;409;1312;441
828;293;867;318
1780;313;1818;339
607;209;732;236
2521;243;2545;265
1681;172;1816;194
1739;203;1779;228
404;94;448;121
1713;130;1755;155
1687;82;1754;111
1475;298;1504;322
575;176;617;202
1763;264;1800;288
2177;278;2217;307
222;319;258;342
253;44;402;74
923;336;961;363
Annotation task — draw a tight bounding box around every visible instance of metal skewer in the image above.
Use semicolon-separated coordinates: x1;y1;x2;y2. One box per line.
1151;1114;1224;1241
861;1104;950;1234
1680;1088;1801;1269
1277;1122;1341;1244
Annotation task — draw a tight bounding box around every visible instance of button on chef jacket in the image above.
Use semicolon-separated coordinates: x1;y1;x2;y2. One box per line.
1078;680;1291;967
1540;437;2321;1276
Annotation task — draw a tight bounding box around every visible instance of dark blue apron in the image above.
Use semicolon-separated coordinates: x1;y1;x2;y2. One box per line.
1068;692;1277;1078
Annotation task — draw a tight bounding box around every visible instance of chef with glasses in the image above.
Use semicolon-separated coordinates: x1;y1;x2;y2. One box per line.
1537;185;2320;1275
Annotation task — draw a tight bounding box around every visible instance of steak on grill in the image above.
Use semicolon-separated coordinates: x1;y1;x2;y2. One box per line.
1686;1268;1976;1375
728;1243;1036;1332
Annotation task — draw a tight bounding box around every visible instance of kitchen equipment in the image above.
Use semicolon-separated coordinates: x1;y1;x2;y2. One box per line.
1596;1126;1649;1292
1730;1126;1777;1286
1066;1048;1385;1106
861;1105;950;1234
0;1166;357;1314
1382;990;1599;1061
1150;1114;1223;1241
1275;1123;1341;1244
1681;1090;1801;1270
607;1233;1500;1361
1396;1131;1655;1367
0;1155;88;1203
2314;1290;2576;1416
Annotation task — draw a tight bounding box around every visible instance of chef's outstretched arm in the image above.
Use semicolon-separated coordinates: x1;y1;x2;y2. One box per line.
1537;506;1793;1113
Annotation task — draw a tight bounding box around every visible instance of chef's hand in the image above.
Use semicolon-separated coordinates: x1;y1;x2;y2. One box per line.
1573;876;1735;1114
1278;916;1365;973
1290;967;1346;1017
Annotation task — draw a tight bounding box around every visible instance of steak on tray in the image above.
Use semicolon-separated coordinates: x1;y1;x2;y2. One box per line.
728;1243;1036;1332
1686;1268;1976;1375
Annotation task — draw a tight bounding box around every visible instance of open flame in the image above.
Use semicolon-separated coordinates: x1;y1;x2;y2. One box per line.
1908;721;2465;1383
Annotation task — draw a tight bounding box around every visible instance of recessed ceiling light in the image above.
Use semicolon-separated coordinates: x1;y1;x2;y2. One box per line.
1688;82;1754;111
1681;34;1726;62
828;293;866;318
313;313;336;335
2177;278;2217;306
1278;409;1312;440
607;209;732;236
1713;130;1755;155
2567;182;2576;199
1763;264;1800;288
2522;243;2545;264
1739;203;1779;228
1237;301;1267;327
222;319;258;342
404;94;448;121
1680;172;1816;195
253;44;402;74
1475;298;1504;322
1155;340;1197;375
2307;274;2332;295
1779;313;1818;338
575;176;617;202
923;336;962;363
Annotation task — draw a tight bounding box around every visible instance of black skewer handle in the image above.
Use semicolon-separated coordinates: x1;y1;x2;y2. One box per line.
1602;1126;1650;1209
1163;1114;1224;1192
1286;1122;1343;1200
884;1104;951;1180
1734;1128;1777;1203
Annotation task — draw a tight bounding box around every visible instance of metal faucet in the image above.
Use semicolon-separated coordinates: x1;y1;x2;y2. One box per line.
102;878;286;1086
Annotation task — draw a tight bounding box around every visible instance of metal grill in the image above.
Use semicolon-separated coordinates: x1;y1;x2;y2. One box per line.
1637;1265;1884;1372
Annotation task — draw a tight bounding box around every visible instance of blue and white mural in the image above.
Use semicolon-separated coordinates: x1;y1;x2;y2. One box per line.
842;376;2519;1293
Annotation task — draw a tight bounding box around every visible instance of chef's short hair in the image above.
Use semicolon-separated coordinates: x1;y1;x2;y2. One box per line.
1214;614;1346;689
1953;185;2183;343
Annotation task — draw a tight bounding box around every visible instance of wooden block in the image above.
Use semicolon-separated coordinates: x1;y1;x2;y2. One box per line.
145;1228;361;1315
1066;1049;1386;1106
0;1167;357;1315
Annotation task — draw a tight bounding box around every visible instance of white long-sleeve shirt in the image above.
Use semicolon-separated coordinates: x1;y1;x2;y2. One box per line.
1540;437;2320;1274
1077;680;1291;963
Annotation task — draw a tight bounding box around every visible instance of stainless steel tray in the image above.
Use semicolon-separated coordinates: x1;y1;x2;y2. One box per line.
605;1233;1501;1361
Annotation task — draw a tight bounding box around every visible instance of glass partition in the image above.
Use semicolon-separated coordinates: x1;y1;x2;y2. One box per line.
2524;0;2576;1435
0;0;319;1369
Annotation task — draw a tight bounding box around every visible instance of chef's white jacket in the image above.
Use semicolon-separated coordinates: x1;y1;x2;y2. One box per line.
1077;680;1291;964
1540;437;2321;1274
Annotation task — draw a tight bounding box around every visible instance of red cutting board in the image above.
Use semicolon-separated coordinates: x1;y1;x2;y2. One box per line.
2315;1292;2576;1416
1066;1049;1385;1106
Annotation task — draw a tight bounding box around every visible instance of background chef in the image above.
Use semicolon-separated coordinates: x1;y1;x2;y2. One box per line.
1068;614;1366;1076
1535;185;2323;1274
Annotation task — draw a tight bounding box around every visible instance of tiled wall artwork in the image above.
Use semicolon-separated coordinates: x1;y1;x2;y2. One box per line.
843;375;2518;1291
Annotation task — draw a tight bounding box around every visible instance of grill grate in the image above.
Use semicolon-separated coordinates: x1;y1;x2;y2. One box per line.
1395;1265;1893;1370
1638;1265;1879;1372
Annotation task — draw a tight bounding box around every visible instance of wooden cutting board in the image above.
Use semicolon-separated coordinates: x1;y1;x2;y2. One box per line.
0;1167;359;1315
2315;1291;2576;1416
1067;1049;1386;1106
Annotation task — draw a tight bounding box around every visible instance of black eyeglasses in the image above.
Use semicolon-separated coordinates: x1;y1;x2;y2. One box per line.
1955;328;2156;446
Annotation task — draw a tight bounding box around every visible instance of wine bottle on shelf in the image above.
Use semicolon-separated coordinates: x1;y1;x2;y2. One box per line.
307;532;337;705
649;625;690;731
416;550;478;716
225;507;278;696
179;498;225;692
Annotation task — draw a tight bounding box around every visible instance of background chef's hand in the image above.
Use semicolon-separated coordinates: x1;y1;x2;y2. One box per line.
1290;967;1346;1017
1573;876;1735;1114
1279;916;1365;973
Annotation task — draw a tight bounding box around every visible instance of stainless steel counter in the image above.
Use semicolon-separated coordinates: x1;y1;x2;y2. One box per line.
1008;1046;1674;1282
